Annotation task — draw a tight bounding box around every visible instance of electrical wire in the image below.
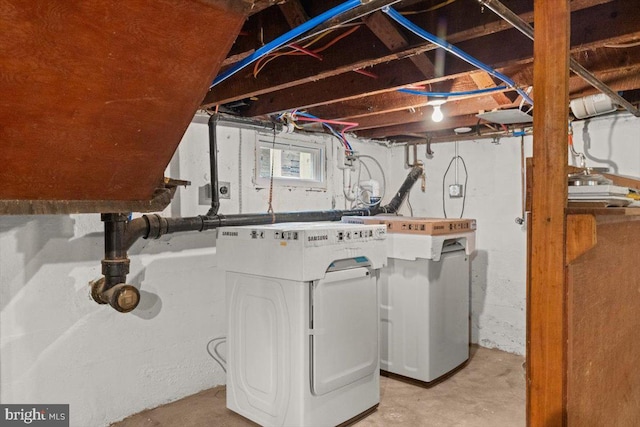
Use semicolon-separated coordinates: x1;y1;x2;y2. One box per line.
359;158;372;179
604;40;640;49
293;111;356;151
252;25;361;78
405;189;414;216
206;337;227;373
383;6;534;106
211;0;362;87
400;0;458;15
442;155;469;219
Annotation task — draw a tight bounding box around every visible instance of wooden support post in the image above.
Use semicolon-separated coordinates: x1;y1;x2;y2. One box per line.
528;0;570;426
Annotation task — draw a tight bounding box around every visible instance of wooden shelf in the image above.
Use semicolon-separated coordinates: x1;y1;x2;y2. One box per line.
567;206;640;216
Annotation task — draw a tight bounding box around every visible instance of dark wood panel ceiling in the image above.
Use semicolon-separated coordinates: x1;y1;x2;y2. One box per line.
203;0;640;142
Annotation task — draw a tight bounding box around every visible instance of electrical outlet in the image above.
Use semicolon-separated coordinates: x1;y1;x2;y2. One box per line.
449;184;463;198
218;181;231;199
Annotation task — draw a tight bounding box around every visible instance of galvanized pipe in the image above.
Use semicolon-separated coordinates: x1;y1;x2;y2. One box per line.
477;0;640;117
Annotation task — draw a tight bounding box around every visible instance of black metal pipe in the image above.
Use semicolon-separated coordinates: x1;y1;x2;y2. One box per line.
122;218;148;250
101;213;130;288
121;165;421;244
99;165;422;312
206;114;221;216
202;209;371;230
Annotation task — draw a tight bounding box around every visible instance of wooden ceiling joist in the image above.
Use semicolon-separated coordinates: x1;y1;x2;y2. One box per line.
210;0;639;121
351;94;516;131
205;0;629;108
201;0;640;141
363;11;435;78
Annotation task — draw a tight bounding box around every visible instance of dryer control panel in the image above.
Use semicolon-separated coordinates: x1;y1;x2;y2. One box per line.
217;222;388;281
220;223;386;247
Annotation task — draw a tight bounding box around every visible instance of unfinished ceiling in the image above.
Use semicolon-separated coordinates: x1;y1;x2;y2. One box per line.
2;0;639;214
203;0;640;143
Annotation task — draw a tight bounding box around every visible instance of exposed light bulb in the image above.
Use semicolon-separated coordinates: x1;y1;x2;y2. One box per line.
432;105;444;122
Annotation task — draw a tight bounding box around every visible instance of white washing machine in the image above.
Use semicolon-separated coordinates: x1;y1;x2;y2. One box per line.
217;222;387;427
342;216;476;384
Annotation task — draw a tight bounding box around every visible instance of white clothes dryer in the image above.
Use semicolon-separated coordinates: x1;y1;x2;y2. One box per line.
217;222;387;426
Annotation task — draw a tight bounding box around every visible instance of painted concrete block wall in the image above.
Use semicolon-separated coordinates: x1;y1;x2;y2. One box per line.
569;112;640;175
0;115;390;427
4;110;634;426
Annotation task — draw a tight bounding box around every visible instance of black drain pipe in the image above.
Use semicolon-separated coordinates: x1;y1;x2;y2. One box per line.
206;113;283;216
90;213;142;313
92;164;423;312
206;114;221;216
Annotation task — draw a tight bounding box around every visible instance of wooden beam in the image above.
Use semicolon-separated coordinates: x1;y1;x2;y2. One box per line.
363;11;434;78
351;94;514;130
234;3;640;115
205;0;535;106
354;114;482;139
528;1;570;427
308;91;432;120
243;57;428;115
306;80;459;120
469;71;513;105
278;0;308;28
248;0;287;16
501;56;640;100
205;0;629;107
334;62;639;137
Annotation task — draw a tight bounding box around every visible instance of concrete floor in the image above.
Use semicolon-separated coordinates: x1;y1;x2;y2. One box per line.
112;347;525;427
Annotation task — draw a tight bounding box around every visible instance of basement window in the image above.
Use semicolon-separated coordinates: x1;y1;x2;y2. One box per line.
255;133;326;189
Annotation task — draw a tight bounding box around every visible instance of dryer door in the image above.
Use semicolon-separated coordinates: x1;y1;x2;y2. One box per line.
311;267;378;396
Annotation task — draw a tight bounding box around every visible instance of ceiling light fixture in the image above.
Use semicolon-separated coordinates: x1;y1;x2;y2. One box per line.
427;99;447;123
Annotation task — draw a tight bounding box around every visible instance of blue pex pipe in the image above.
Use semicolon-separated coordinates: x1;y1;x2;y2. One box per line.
383;6;534;106
398;86;508;98
211;0;363;87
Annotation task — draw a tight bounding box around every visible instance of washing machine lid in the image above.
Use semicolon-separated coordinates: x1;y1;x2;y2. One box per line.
342;215;476;236
311;267;378;396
